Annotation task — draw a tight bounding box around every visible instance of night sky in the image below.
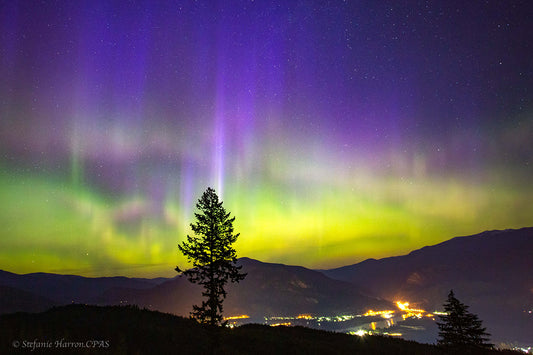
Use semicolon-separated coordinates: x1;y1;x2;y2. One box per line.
1;0;532;277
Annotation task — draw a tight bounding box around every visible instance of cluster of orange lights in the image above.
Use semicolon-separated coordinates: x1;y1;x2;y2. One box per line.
270;322;292;327
395;301;434;320
363;301;435;321
223;315;250;321
363;309;395;317
296;314;313;319
225;300;437;333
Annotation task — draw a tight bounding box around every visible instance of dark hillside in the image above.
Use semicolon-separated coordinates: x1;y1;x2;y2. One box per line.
323;228;533;344
0;285;57;314
0;305;520;354
97;258;391;318
0;270;167;304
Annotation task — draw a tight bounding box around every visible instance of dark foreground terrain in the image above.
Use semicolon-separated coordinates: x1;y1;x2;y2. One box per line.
0;305;520;355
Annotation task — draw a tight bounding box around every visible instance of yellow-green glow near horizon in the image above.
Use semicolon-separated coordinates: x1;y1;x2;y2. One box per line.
1;157;531;277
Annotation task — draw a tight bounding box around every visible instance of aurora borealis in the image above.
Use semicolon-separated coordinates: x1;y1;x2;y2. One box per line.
1;1;532;277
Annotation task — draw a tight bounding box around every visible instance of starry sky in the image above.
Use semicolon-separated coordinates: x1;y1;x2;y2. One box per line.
1;0;532;277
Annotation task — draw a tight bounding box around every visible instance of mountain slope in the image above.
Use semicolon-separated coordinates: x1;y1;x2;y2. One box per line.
99;257;392;318
322;228;533;344
1;258;390;320
0;270;168;304
226;257;391;317
0;285;58;314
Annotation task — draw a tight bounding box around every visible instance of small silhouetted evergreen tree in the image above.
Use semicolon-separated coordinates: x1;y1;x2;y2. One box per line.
176;187;246;327
436;290;492;349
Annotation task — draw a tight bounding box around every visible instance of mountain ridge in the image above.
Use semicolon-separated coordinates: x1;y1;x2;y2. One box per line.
326;227;532;273
1;227;531;344
322;227;533;345
0;257;391;319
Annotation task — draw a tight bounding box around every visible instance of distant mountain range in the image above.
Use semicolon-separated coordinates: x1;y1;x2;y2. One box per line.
0;259;391;320
1;227;532;345
323;227;533;345
0;269;168;313
226;258;391;317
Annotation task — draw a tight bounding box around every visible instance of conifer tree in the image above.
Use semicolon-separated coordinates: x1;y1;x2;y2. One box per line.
176;187;246;326
436;290;492;349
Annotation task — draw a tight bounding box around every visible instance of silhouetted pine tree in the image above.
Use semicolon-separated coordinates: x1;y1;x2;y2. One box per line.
176;187;246;326
436;290;492;349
